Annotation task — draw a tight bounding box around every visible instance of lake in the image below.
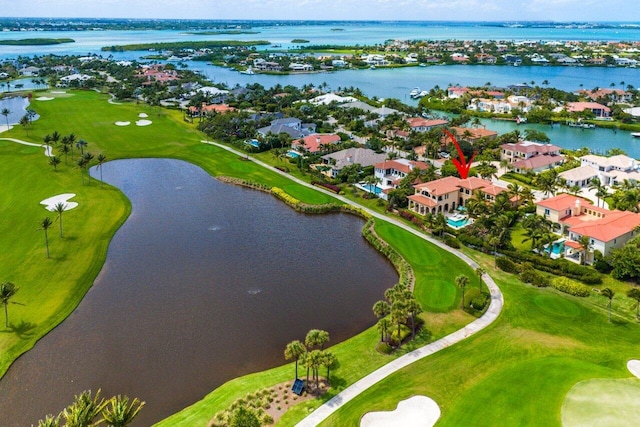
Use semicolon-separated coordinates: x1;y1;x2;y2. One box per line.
0;158;398;426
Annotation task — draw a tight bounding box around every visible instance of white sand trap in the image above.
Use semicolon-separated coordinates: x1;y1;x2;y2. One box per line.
0;125;13;133
51;90;66;94
628;360;640;378
115;121;131;126
361;396;440;427
138;113;148;118
35;96;54;101
40;194;78;211
136;119;152;126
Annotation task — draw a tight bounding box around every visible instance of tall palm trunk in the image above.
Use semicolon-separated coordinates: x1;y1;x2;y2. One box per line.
44;229;49;258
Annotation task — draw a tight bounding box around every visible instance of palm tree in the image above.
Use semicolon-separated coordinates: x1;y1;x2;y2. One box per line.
600;288;615;322
373;300;391;341
0;281;18;328
60;143;71;165
36;413;61;427
62;389;106;427
76;157;88;185
49;156;61;171
39;217;54;258
627;288;640;319
456;275;471;309
97;154;107;188
377;317;390;343
76;139;88;155
305;329;330;350
321;351;338;385
475;267;486;289
51;130;60;146
101;395;145;427
588;178;606;208
1;107;10;129
83;152;95;184
284;340;306;379
578;234;591;265
54;202;66;238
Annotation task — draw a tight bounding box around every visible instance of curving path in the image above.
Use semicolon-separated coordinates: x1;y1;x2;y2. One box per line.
0;137;53;157
205;141;504;426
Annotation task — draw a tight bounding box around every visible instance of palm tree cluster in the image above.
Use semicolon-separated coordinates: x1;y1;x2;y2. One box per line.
36;389;144;427
373;282;422;348
284;329;337;395
521;214;555;255
610;179;640;213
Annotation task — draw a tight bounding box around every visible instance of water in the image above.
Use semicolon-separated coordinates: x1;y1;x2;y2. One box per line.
447;216;470;228
0;95;36;125
0;158;398;426
360;183;383;195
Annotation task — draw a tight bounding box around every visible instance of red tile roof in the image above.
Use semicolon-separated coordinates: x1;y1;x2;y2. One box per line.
406;117;449;129
569;211;640;242
188;104;236;114
374;159;429;174
501;141;562;154
535;193;590;211
292;134;340;153
512;155;564;170
567;102;611;113
407;194;438;207
413;176;461;196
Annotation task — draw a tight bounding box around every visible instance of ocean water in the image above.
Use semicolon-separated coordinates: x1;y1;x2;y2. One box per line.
2;21;639;155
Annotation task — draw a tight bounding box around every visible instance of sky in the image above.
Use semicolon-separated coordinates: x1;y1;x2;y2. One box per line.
3;0;640;22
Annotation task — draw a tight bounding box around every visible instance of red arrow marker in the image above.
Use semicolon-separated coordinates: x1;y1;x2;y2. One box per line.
443;129;476;179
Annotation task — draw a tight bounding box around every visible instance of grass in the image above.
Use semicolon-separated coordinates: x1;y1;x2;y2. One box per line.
319;250;640;426
562;378;640;426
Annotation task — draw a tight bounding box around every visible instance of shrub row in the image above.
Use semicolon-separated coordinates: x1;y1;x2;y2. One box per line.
216;176;272;191
444;236;461;249
550;277;592;297
362;219;414;289
311;181;341;194
502;250;602;284
519;265;550;287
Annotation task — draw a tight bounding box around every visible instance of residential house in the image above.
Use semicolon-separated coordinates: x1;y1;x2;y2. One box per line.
501;140;564;173
536;193;640;263
566;102;611;118
408;176;507;215
319;148;387;179
257;117;316;139
448;126;498;144
406;117;448;132
447;86;469;99
19;66;40;77
577;88;633;104
291;134;341;154
558;165;599;188
580;154;640;186
58;73;94;87
373;159;430;199
188;103;236;117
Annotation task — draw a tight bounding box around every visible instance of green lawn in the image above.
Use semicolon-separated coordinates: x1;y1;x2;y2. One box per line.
320;251;640;426
4;89;640;427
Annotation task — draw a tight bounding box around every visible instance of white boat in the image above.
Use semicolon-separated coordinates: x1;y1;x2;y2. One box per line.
632;132;640;138
240;66;255;75
409;87;421;98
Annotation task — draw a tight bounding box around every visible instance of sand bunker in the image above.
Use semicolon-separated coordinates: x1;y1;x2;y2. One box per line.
138;113;148;118
40;194;78;211
361;396;440;427
628;360;640;378
51;90;66;94
115;121;131;126
35;96;54;101
136;119;152;126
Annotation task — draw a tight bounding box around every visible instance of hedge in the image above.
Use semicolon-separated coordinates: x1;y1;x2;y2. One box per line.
550;277;592;297
501;250;602;284
496;257;518;273
445;236;461;249
362;219;414;289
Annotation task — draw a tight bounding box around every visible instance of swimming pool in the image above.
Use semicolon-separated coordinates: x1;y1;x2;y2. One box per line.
546;240;565;255
288;151;301;158
361;183;382;195
447;216;470;228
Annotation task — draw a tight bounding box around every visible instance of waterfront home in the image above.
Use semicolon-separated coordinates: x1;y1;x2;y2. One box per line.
446;126;498;144
319;148;387;179
138;64;179;84
406;117;448;132
407;176;507;215
289;63;313;72
373;159;430;199
58;73;94;87
558;165;599;188
501;141;564;173
308;93;357;106
291;134;341;155
565;102;611;118
536;193;640;263
468;95;532;114
19;66;40;76
580;154;640;186
338;100;377;113
447;86;468;98
577;88;634;104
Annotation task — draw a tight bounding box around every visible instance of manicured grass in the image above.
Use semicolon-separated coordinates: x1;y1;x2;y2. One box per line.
562;378;640;426
319;251;640;426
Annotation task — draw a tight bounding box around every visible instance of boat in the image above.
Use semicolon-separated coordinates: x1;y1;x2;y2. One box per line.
632;132;640;138
409;87;421;98
239;66;255;75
